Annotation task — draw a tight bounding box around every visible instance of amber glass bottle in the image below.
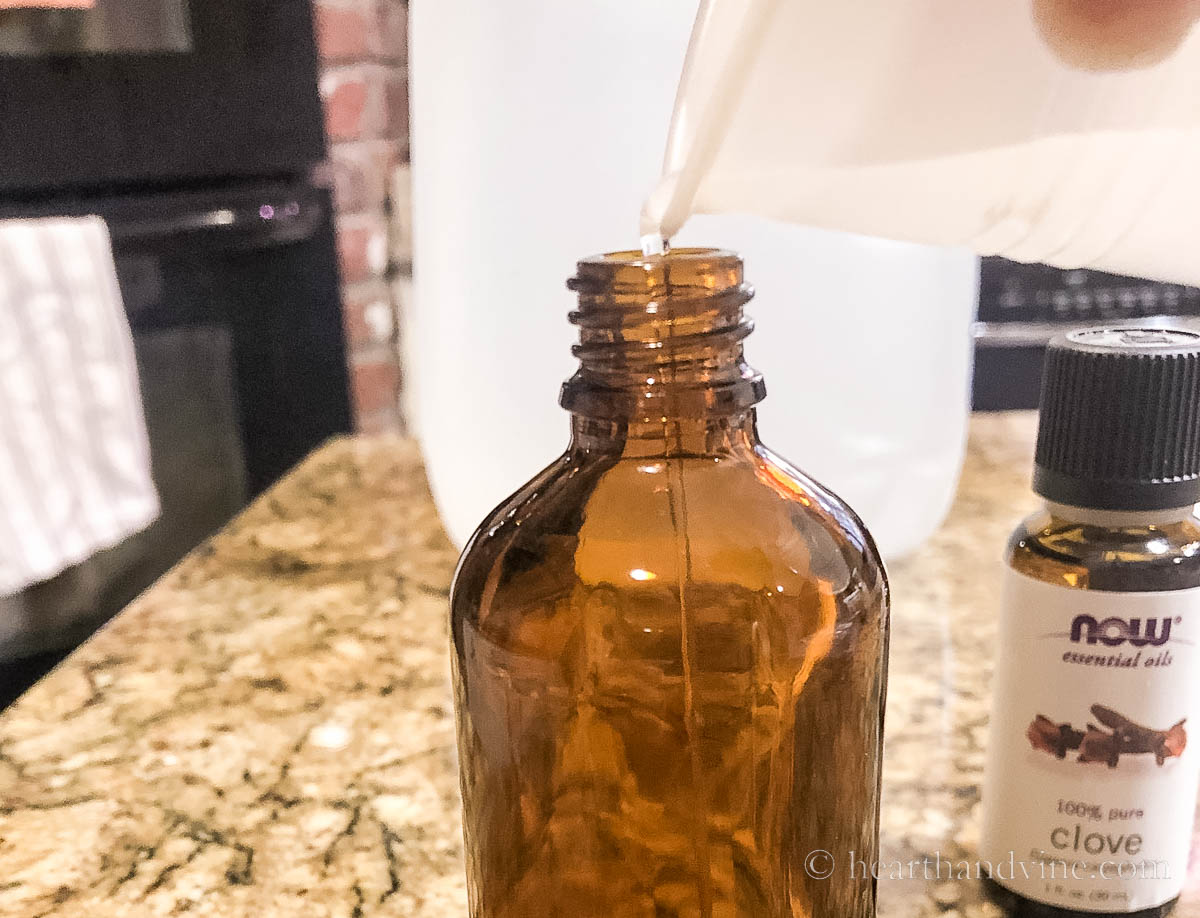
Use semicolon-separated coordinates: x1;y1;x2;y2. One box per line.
450;248;889;918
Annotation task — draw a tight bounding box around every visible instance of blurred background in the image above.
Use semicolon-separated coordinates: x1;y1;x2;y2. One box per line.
1;0;1199;706
0;0;408;702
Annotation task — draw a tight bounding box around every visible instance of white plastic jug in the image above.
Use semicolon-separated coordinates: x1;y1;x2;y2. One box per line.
644;0;1200;285
408;0;977;559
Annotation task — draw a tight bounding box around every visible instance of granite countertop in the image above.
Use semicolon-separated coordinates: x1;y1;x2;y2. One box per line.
0;412;1182;917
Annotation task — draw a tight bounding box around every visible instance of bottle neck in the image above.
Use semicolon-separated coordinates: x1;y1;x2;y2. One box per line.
559;248;765;427
569;410;760;458
1043;499;1199;528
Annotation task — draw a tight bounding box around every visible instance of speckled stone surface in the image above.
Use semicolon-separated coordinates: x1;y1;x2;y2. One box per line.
0;438;465;917
1;415;1194;917
878;412;1041;918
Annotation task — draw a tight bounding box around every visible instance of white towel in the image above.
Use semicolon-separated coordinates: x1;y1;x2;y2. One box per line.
0;216;159;596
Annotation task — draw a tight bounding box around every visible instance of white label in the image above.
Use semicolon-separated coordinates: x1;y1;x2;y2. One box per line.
980;570;1200;912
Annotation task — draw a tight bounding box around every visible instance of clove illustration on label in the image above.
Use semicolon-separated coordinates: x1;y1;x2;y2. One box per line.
1026;704;1186;768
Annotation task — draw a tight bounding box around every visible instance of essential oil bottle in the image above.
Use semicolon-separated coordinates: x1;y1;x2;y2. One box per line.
981;327;1200;918
449;249;890;917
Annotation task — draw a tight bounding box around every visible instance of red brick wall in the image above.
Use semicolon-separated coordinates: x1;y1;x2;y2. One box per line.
315;0;409;433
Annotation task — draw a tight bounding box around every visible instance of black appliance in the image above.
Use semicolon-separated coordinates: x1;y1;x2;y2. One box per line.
0;0;325;193
0;0;351;695
972;258;1200;410
0;179;354;497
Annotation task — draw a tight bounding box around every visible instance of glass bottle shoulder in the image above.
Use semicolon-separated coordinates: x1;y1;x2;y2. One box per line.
450;444;887;641
1007;507;1200;592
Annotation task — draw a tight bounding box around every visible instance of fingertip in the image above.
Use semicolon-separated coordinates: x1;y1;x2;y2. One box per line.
1033;0;1200;70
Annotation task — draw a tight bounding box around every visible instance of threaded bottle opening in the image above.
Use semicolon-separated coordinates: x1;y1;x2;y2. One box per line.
568;248;744;296
568;248;752;345
560;248;764;420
